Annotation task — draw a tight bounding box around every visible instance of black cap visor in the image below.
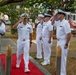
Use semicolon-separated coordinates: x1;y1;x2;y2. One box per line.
57;12;66;16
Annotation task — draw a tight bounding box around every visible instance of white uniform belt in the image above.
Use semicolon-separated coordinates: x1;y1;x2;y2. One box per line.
18;38;29;41
42;36;48;38
57;38;66;41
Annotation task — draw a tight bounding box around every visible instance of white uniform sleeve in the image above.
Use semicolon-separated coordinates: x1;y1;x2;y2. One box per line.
48;23;53;31
64;22;71;34
30;25;33;33
0;23;6;33
53;20;60;27
17;23;21;29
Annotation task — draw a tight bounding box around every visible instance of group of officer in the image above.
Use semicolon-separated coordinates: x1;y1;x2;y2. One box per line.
0;8;71;75
36;13;53;66
36;10;71;75
12;10;71;75
0;18;6;36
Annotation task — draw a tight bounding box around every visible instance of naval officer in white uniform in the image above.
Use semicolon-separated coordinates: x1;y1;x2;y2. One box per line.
36;14;44;59
12;15;33;72
52;10;71;75
0;18;6;35
41;14;53;65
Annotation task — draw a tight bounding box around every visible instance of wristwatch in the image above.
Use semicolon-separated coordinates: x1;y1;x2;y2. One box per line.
65;44;68;46
30;41;32;44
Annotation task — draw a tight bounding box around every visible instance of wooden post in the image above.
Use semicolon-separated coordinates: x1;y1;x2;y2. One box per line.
56;45;62;75
0;35;1;54
6;45;12;75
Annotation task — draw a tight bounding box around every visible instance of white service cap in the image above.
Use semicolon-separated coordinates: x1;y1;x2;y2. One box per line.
44;13;51;17
20;13;29;18
38;14;44;18
57;9;66;16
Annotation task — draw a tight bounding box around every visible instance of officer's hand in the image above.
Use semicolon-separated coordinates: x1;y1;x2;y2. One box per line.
39;37;42;40
40;20;43;24
19;18;24;23
48;39;51;43
64;45;68;49
30;42;32;47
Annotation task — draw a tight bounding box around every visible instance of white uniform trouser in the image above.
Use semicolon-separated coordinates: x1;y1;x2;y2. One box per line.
42;38;52;62
0;28;5;34
17;40;30;69
57;39;68;75
36;36;42;58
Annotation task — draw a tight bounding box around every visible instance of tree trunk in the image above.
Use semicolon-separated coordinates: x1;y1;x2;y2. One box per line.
0;0;25;6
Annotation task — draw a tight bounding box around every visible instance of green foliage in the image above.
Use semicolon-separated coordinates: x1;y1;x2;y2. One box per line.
0;0;75;34
0;0;2;2
0;2;25;34
70;2;76;10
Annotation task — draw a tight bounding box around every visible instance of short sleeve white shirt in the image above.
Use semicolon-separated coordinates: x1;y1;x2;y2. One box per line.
17;22;33;40
36;23;44;38
42;20;53;38
54;19;71;39
0;22;6;34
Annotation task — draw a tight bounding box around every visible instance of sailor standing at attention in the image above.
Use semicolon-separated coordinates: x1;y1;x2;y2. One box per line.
0;17;6;35
52;10;71;75
12;14;33;72
36;14;44;59
41;14;53;65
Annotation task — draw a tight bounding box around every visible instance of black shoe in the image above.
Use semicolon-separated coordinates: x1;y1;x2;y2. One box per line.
34;57;38;60
0;33;5;36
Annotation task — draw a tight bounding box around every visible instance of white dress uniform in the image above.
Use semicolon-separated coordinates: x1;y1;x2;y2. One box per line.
16;22;33;69
42;20;53;64
36;22;44;59
0;22;6;35
54;19;71;75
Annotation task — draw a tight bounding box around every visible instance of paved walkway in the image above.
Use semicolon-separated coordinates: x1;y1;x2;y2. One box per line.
0;35;51;75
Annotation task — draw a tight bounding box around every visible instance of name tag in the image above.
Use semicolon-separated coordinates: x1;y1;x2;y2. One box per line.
20;27;23;28
60;26;62;27
27;27;30;29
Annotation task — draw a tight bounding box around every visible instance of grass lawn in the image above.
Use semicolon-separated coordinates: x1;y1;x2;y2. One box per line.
30;53;76;75
5;32;76;75
69;41;76;52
